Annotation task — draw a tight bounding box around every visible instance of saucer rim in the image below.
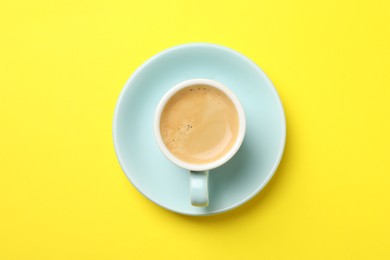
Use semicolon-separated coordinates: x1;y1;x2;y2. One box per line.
113;43;286;216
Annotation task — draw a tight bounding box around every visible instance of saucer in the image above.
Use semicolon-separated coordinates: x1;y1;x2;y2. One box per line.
113;43;286;216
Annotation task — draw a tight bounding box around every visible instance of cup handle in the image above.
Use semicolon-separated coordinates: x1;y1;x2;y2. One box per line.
190;171;209;207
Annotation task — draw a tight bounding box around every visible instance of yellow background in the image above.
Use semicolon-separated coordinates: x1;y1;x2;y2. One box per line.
1;0;389;259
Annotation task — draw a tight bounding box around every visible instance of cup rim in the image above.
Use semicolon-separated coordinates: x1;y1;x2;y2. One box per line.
154;78;246;172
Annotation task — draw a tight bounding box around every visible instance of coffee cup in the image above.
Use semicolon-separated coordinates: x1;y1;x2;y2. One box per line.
154;79;246;207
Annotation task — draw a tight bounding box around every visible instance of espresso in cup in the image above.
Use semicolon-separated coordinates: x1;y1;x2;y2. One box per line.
159;85;239;164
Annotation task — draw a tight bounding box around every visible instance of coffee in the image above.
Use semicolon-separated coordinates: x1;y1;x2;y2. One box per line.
160;85;239;164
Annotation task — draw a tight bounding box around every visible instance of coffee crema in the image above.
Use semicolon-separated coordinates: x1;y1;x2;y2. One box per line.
160;85;239;164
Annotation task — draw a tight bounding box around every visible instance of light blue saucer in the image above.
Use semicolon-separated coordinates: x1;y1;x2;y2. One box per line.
113;43;286;216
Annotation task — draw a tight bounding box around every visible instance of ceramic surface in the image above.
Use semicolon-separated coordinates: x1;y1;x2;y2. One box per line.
113;43;286;215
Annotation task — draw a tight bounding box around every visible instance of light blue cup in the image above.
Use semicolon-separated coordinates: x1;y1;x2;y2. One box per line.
154;79;246;207
113;43;286;216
